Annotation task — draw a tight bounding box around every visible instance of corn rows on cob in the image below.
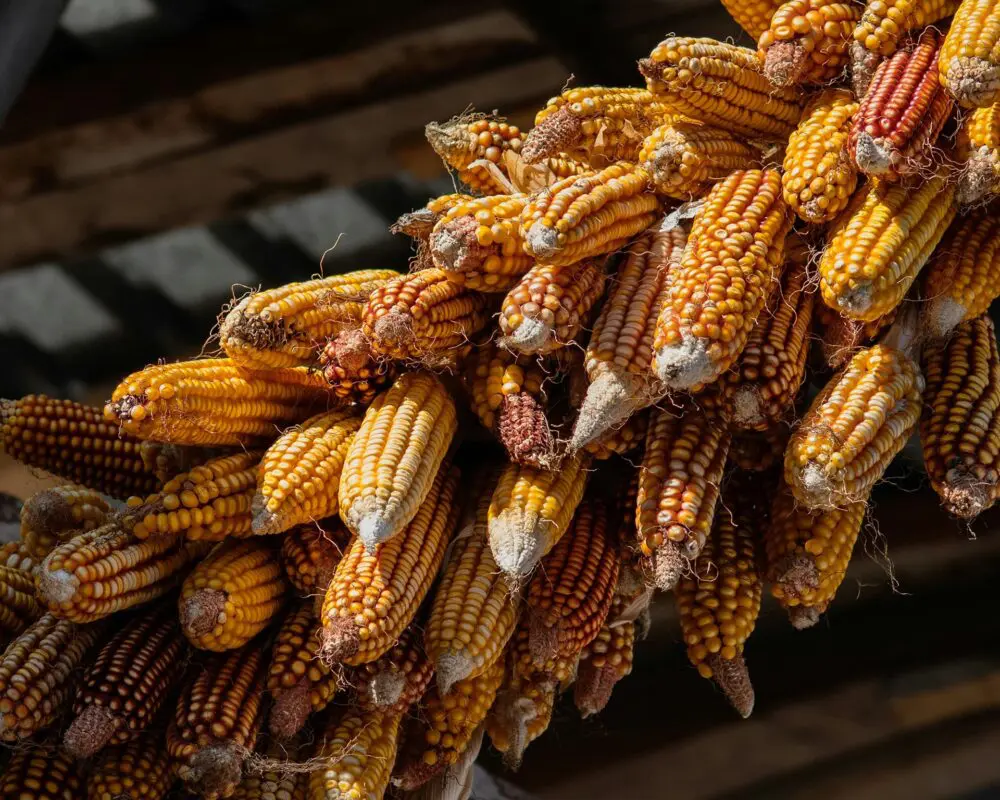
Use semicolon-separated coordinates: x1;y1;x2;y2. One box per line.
279;521;350;598
582;409;650;460
0;540;37;573
722;0;787;38
310;705;402;800
574;591;637;718
853;0;959;58
940;0;1000;107
0;564;40;646
87;732;174;800
758;0;861;86
486;668;557;769
351;622;434;713
957;104;1000;204
19;485;110;562
0;744;84;799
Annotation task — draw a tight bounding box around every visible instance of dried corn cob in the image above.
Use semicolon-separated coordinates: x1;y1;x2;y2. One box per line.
87;732;174;800
20;484;110;560
521;87;675;166
495;391;558;471
654;169;790;391
941;0;1000;107
252;409;361;535
639;38;803;141
814;304;898;369
352;621;434;712
309;705;402;800
180;538;287;651
849;29;952;180
0;563;41;645
425;116;524;194
922;207;1000;338
393;658;505;790
219;269;398;370
853;0;959;59
0;395;162;500
729;419;792;471
64;602;185;758
520;163;660;266
322;464;459;667
0;540;37;573
266;601;338;739
637;400;732;590
339;371;457;549
403;724;483;800
782;88;859;224
463;336;547;434
758;0;861;86
38;523;203;622
957;104;1000;204
280;521;351;598
509;607;580;686
319;328;397;406
582;410;649;460
499;259;606;354
231;741;307;800
921;315;1000;518
122;451;261;542
0;613;104;741
167;640;268;799
1;744;83;799
721;0;787;38
574;593;636;717
393;194;476;241
488;454;590;580
818;162;956;321
486;669;557;769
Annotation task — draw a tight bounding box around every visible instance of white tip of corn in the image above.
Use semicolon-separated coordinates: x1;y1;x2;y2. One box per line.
369;671;406;708
922;297;966;341
569;371;639;452
733;386;764;429
489;510;542;581
836;283;873;318
436;651;473;695
654;333;716;390
525;222;559;259
357;513;395;552
38;568;79;605
503;316;551;355
852;132;891;175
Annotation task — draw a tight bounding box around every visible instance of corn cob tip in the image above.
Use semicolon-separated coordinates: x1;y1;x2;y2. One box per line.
706;654;755;718
569;371;643;452
945;59;1000;108
788;604;823;629
497;393;558;470
524;224;560;261
489;511;547;581
922;297;968;341
762;40;810;87
425;120;469;160
328;328;374;374
850;42;880;96
356;513;395;553
435;651;474;696
63;704;118;759
650;540;688;591
491;687;553;771
219;295;288;357
268;683;312;740
732;386;766;429
773;552;819;601
637;57;658;80
654;332;716;390
501;317;555;356
392;207;439;238
574;662;617;718
319;614;360;665
429;216;488;272
521;107;580;164
183;744;244;796
938;469;995;519
20;488;87;537
179;588;226;640
851;132;893;176
36;566;78;606
527;612;559;667
368;669;408;708
957;154;997;206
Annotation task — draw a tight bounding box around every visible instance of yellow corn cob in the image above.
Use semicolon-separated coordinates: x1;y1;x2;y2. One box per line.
20;484;111;560
266;601;339;739
140;439;216;486
639;38;803;141
463;336;547;432
393;194;477;241
582;410;650;460
339;371;457;549
122;451;262;542
319;328;398;406
653;169;791;391
957;104;1000;204
520;163;660;266
853;0;959;59
573;594;636;717
64;602;185;758
38;524;204;623
729;418;792;472
818;163;956;321
486;669;557;769
231;741;307;800
351;621;434;712
428;194;534;292
0;540;37;573
721;0;786;38
0;563;41;646
280;521;351;598
765;480;866;627
322;464;460;667
638;121;761;199
813;303;898;369
402;725;484;800
1;744;83;799
922;208;1000;339
309;705;402;800
393;658;505;790
0;613;104;741
921;315;1000;518
570;212;689;450
522;87;675;166
941;0;1000;107
488;454;590;580
361;268;490;363
180;538;287;651
252;409;361;535
758;0;861;86
425;115;524;194
0;395;162;500
637;400;732;590
782;88;859;224
219;269;398;370
87;733;174;800
499;259;607;355
167;642;268;799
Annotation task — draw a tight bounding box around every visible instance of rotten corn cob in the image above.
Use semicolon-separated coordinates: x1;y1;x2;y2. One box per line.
19;484;110;560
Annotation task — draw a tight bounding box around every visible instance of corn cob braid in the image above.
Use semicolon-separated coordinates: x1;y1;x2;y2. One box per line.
574;593;637;718
758;0;861;86
0;564;41;646
351;621;434;713
721;0;787;38
425;116;524;194
219;270;398;370
322;464;460;667
64;601;186;758
280;521;351;598
957;104;1000;204
814;303;898;369
853;0;959;59
729;418;792;472
941;0;1000;107
1;744;83;799
639;38;804;141
309;705;403;800
0;395;162;500
87;732;174;800
319;328;398;406
486;668;557;770
20;485;110;560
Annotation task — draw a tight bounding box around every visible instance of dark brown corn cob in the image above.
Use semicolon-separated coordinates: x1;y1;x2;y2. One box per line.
813;304;898;370
729;419;793;472
87;732;174;800
0;743;84;799
279;521;350;608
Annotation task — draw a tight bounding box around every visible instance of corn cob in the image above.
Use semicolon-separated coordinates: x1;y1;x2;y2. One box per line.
486;389;557;471
0;540;37;573
64;601;185;758
582;410;650;460
425;115;524;194
849;29;952;180
393;194;477;241
638;121;761;199
428;194;534;292
0;612;104;741
219;270;398;370
252;409;361;535
721;0;787;39
319;328;398;406
87;733;174;800
509;607;580;686
814;304;898;369
765;480;866;627
520;163;660;266
957;104;1000;204
361;268;490;363
0;744;83;799
167;640;268;799
637;400;732;590
922;207;1000;339
653;169;791;391
486;669;557;770
0;563;41;645
0;395;162;500
639;38;803;141
521;87;675;166
38;523;203;622
729;419;792;471
818;163;956;321
322;464;460;667
852;0;959;59
20;484;110;560
403;724;484;800
941;0;1000;107
266;600;338;739
758;0;861;86
488;454;590;580
499;259;606;355
573;593;636;717
231;741;307;800
180;538;287;651
393;658;505;790
921;315;1000;518
140;439;215;486
351;621;434;713
339;371;457;549
309;705;402;800
782;88;859;224
280;521;351;598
